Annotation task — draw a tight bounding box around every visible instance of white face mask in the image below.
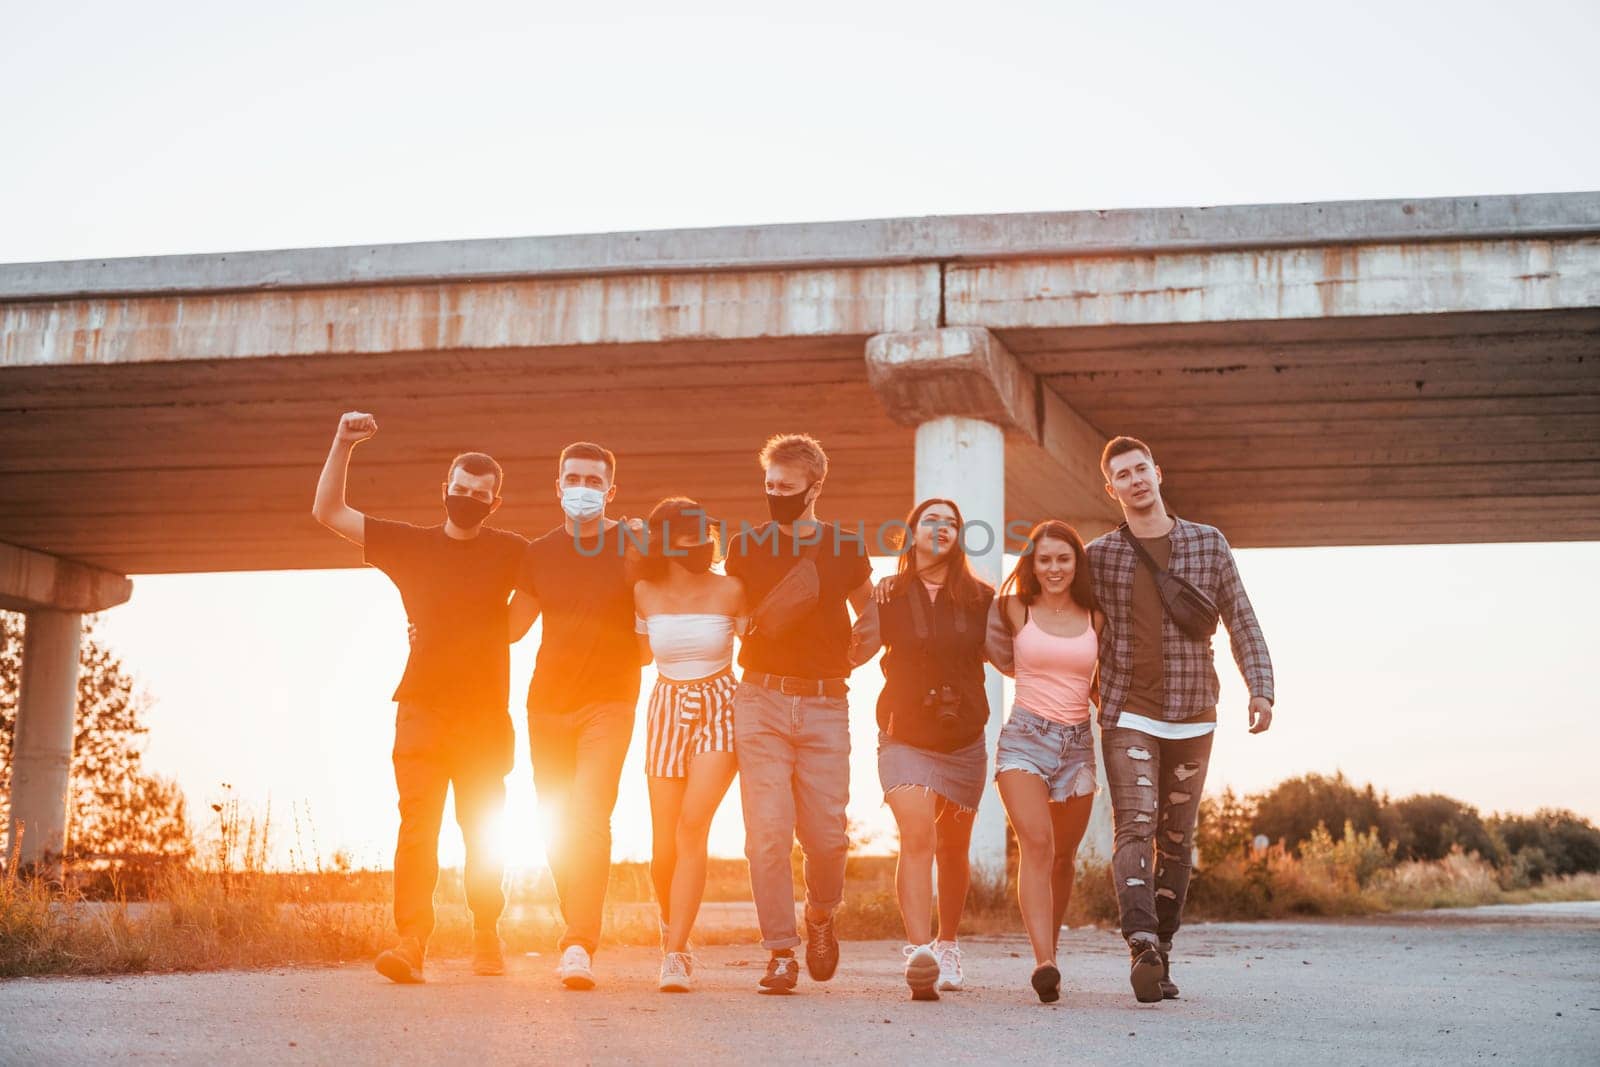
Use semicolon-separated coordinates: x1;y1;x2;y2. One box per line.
560;485;607;523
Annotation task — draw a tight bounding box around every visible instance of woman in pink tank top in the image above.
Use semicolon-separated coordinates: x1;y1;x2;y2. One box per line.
985;520;1104;1003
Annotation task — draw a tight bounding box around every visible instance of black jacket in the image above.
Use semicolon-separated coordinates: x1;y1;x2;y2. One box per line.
853;579;994;753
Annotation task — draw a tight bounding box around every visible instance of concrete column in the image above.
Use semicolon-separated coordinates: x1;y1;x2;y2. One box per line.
867;327;1125;885
913;416;1009;875
8;610;82;874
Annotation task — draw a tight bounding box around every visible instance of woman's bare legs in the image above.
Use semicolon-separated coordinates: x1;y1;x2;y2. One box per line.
997;770;1058;967
1048;794;1094;956
664;751;738;954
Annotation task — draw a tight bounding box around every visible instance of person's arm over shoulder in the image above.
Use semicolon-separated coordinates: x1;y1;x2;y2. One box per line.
1212;528;1274;705
849;575;892;666
842;527;874;617
985;595;1017;676
722;532;747;578
509;541;542;643
848;597;883;668
632;581;654;667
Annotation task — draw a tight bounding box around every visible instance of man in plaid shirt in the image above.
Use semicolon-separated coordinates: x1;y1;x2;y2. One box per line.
1085;436;1275;1005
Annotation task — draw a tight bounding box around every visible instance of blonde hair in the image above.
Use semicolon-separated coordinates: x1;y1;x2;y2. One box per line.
758;433;829;484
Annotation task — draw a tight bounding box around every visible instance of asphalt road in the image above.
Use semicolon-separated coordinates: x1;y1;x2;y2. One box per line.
3;902;1596;1065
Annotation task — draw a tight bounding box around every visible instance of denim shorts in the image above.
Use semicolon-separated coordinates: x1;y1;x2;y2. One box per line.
994;706;1098;803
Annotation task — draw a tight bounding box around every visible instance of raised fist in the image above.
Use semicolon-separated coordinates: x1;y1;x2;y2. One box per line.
336;411;378;443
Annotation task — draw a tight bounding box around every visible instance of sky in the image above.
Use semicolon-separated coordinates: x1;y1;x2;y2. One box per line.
5;1;1599;868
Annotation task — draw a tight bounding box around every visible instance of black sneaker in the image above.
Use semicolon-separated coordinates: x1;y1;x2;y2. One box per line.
804;911;840;982
1129;940;1164;1003
759;953;800;994
375;936;425;985
1158;942;1180;1000
1030;962;1062;1004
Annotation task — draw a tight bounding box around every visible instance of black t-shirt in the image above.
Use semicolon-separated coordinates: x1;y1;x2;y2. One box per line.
1125;533;1171;716
517;523;642;715
876;580;994;752
362;518;528;720
725;521;872;680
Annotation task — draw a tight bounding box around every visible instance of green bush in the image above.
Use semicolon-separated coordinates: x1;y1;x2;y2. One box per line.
1387;794;1499;863
1490;810;1600;878
1251;773;1389;855
1299;821;1396;889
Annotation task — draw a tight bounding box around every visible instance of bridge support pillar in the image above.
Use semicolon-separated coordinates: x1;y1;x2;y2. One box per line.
2;542;133;877
10;610;83;876
866;327;1037;881
866;327;1119;887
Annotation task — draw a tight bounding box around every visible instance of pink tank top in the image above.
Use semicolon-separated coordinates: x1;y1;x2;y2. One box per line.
1012;614;1097;725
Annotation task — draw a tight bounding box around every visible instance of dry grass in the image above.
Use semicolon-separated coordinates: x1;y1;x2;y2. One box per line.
7;812;1600;977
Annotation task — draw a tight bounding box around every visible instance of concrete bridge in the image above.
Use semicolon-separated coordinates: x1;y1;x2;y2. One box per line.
3;192;1597;873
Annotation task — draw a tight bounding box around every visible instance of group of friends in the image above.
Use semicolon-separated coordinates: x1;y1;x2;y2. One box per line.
311;413;1275;1005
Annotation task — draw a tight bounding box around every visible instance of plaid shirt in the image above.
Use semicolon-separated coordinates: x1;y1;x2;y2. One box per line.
1086;517;1274;727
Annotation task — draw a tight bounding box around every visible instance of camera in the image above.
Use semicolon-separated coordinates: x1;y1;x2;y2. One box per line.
924;683;963;729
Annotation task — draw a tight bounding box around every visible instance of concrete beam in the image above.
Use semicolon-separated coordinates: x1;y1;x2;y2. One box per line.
866;327;1124;534
0;541;132;614
948;236;1600;332
2;192;1595;300
866;327;1040;440
1;265;940;369
7;609;81;874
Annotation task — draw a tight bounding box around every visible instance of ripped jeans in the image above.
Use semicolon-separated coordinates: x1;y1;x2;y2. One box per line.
1101;725;1214;945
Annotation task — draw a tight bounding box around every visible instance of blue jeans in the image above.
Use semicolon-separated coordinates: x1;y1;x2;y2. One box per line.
733;682;851;951
994;708;1098;802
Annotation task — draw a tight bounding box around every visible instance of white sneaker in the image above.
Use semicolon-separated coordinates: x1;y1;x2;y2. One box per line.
903;943;941;1001
557;945;595;990
659;951;694;993
934;940;964;991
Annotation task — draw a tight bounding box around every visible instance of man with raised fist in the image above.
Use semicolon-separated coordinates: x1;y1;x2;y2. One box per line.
312;411;528;985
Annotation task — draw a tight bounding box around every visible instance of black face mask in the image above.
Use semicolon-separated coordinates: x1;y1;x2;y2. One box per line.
444;492;493;531
766;484;813;524
672;541;716;574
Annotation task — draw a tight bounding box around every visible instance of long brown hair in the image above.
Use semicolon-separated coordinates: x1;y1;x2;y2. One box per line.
639;495;719;580
888;498;991;610
999;520;1099;612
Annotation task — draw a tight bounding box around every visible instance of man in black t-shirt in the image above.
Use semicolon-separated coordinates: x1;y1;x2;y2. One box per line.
312;411;527;985
508;441;644;991
724;433;873;995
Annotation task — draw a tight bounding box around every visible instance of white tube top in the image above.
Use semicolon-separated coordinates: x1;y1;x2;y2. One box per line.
635;613;742;681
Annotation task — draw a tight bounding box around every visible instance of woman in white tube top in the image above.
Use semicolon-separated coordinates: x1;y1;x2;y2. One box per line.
632;495;747;993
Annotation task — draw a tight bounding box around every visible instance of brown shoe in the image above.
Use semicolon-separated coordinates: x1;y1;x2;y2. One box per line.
1129;939;1163;1003
472;929;506;977
1158;942;1180;1000
804;909;840;982
376;937;425;984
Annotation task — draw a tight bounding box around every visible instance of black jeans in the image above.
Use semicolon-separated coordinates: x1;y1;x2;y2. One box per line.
392;704;513;946
1101;724;1214;946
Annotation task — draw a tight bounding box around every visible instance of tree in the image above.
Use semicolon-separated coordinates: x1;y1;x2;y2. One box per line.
1251;772;1390;854
1492;809;1600;880
1387;793;1499;863
1;611;192;884
1196;787;1258;866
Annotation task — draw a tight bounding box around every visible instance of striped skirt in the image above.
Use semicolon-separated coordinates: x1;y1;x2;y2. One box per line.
645;668;737;778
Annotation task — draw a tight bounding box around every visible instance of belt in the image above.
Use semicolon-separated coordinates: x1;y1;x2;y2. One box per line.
743;671;848;698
